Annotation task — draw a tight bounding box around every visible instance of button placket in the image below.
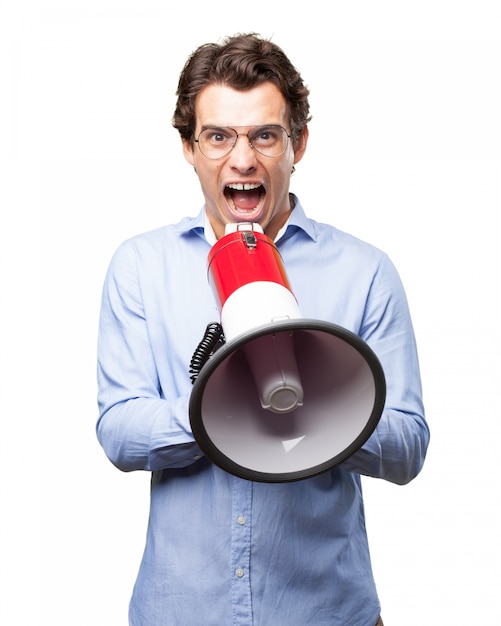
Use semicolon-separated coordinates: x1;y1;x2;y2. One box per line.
231;479;253;622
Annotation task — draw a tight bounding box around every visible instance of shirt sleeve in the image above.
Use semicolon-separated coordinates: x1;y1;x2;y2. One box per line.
341;253;430;485
96;241;203;472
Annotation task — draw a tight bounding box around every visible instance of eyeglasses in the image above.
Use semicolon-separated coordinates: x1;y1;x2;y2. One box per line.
194;125;291;159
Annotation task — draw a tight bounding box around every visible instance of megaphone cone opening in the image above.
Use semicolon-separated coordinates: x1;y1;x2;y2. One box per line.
189;319;386;483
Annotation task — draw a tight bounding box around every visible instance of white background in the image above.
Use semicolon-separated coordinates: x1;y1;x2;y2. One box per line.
1;1;500;624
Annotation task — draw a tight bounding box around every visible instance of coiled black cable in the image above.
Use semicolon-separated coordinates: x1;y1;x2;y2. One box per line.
189;322;226;384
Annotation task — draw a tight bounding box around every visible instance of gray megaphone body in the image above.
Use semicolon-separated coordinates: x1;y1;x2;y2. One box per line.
189;223;386;483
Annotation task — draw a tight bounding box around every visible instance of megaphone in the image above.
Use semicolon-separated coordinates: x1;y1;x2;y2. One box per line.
189;223;386;483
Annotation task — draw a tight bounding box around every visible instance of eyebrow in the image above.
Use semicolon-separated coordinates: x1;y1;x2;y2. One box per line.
198;124;289;136
200;124;228;131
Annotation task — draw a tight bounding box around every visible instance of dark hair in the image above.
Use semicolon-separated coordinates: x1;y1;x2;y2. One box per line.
173;33;311;148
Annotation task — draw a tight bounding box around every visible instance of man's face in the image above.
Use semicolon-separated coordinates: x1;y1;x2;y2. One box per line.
182;82;308;240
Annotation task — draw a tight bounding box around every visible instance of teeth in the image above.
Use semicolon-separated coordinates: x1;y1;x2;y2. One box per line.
226;183;261;191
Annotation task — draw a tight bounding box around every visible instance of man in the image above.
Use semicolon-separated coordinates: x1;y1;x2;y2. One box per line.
97;33;429;626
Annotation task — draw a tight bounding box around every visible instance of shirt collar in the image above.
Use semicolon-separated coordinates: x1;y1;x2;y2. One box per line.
176;194;316;244
276;195;317;243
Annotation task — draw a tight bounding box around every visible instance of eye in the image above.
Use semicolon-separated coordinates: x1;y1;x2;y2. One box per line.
252;126;280;145
260;130;275;141
204;128;234;144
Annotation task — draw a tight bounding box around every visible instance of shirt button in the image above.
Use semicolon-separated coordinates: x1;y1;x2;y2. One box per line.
237;515;246;525
235;568;245;578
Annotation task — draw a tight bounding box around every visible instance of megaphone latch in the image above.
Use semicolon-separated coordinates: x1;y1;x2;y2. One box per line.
242;231;257;249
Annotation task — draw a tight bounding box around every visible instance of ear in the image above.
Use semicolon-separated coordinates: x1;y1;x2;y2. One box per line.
182;139;195;166
293;126;309;165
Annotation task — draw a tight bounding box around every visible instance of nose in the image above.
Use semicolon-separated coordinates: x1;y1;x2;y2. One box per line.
228;133;258;173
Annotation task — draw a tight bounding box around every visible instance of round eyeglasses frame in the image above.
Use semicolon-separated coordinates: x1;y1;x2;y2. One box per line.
194;125;292;160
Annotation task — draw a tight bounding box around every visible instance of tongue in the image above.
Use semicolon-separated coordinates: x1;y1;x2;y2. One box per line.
231;188;261;211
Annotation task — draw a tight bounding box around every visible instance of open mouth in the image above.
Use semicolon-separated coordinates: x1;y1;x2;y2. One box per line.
224;183;265;214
